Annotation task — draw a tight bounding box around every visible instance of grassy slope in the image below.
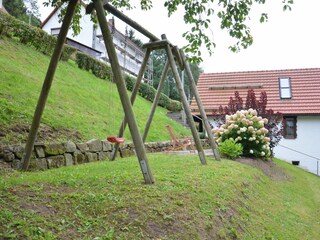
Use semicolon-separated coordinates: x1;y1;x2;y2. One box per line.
0;37;190;144
0;155;319;239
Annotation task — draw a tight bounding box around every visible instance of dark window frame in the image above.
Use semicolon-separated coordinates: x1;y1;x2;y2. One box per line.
278;77;292;99
283;116;297;139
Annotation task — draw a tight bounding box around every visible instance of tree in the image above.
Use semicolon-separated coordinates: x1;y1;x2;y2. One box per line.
150;49;202;101
24;0;41;26
127;28;143;48
3;0;41;26
214;89;283;154
43;0;293;63
3;0;27;19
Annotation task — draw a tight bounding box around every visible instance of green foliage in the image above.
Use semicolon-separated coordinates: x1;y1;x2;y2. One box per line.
0;99;19;124
218;139;243;159
0;11;76;61
214;109;271;159
3;0;41;27
124;75;135;91
75;51;112;79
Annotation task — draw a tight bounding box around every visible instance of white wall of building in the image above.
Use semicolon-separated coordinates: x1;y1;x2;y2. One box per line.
274;116;320;175
42;7;94;48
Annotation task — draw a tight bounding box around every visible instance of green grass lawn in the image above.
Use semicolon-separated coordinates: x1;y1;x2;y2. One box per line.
0;155;319;239
0;37;190;144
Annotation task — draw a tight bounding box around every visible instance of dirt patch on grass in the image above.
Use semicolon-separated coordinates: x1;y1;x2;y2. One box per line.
0;122;83;145
234;157;290;181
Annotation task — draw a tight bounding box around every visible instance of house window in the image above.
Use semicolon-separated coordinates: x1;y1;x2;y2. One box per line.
279;77;292;99
51;28;60;37
283;117;297;139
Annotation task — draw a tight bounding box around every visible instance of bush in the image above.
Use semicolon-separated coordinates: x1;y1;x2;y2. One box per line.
213;109;271;159
214;89;283;154
0;11;76;61
218;139;243;159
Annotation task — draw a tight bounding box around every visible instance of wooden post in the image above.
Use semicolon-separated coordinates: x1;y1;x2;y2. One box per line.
103;2;158;41
162;35;207;165
110;48;151;160
21;0;78;170
180;50;221;161
93;0;154;184
142;60;170;142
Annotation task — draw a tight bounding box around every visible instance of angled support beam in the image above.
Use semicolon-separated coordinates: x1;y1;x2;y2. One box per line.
180;50;221;161
22;0;78;170
94;0;154;184
162;34;207;165
172;46;184;70
142;60;170;142
110;48;152;160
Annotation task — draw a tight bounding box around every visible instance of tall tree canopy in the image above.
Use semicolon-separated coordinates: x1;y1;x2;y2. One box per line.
44;0;293;62
3;0;41;26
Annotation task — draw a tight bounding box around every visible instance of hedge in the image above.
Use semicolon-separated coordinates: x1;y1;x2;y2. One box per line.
0;10;182;112
0;10;76;61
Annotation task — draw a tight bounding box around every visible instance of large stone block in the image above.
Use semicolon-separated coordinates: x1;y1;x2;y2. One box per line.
76;143;89;153
86;139;102;152
119;148;134;158
63;142;77;153
12;144;25;159
85;152;98;162
102;140;112;151
35;146;45;158
44;143;66;156
29;158;48;171
47;155;65;169
74;151;85;164
98;151;110;161
3;150;15;162
64;153;74;166
12;159;22;169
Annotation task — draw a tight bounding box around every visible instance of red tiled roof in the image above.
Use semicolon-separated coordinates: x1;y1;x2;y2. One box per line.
190;68;320;115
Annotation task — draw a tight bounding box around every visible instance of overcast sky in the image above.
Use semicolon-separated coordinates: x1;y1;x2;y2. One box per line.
38;0;320;73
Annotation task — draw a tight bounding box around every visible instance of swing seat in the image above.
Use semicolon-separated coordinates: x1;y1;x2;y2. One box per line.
107;136;125;143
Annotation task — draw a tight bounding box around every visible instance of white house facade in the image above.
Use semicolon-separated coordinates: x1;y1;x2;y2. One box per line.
40;4;152;83
274;116;320;175
191;68;320;175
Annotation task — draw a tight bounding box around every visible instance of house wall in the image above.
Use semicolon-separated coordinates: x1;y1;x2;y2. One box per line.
42;7;94;48
274;116;320;175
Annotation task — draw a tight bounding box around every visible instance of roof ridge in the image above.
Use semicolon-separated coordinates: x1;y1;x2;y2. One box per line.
202;67;320;75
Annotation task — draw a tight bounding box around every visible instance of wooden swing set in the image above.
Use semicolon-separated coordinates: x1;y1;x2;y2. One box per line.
21;0;220;184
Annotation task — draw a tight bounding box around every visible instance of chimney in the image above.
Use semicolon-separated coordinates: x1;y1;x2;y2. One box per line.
108;17;115;33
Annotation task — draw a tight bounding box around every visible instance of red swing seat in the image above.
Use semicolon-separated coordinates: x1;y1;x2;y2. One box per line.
107;136;125;143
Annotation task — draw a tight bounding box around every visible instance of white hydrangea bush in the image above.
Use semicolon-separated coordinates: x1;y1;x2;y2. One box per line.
213;109;271;159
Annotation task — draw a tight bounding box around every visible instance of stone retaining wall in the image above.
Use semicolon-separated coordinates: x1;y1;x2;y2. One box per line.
0;139;209;171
